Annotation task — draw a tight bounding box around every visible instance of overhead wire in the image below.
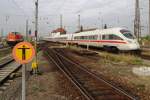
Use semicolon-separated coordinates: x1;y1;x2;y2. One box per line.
8;0;27;16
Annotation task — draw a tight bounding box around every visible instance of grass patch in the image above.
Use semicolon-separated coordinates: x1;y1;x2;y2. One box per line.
0;48;12;58
141;35;150;41
67;45;84;51
68;45;143;65
99;52;143;65
136;84;146;91
141;35;150;46
32;84;39;91
32;84;46;92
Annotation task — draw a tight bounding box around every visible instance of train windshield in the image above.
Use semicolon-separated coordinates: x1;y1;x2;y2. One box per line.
120;30;135;39
12;32;19;35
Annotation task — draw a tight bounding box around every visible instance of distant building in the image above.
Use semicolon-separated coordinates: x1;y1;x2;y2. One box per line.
51;28;66;35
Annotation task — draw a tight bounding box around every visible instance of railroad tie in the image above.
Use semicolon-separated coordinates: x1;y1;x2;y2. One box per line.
0;86;7;91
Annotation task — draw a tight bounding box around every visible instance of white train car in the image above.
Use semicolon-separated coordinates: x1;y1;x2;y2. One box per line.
44;27;140;52
72;28;140;51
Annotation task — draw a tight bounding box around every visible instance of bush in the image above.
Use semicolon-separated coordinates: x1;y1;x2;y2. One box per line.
142;35;150;41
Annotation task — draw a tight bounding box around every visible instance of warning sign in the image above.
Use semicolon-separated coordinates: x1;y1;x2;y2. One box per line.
12;42;35;64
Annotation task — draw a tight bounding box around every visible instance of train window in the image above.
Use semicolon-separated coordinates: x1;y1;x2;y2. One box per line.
109;34;123;40
78;36;80;39
75;36;79;40
88;35;98;40
94;35;98;40
123;32;135;39
103;34;123;40
12;32;19;35
84;36;88;40
81;36;88;40
88;36;91;39
56;37;67;40
74;35;98;40
102;35;105;40
74;36;81;40
102;35;109;40
109;35;113;40
120;29;135;39
113;35;123;40
81;36;84;39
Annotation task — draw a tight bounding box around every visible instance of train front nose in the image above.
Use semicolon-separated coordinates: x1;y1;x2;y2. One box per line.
128;40;140;50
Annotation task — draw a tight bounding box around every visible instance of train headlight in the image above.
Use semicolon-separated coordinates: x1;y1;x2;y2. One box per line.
127;40;132;43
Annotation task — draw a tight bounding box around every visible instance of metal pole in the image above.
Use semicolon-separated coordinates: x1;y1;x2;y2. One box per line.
101;18;103;29
117;16;120;26
87;38;89;50
134;0;138;37
0;29;1;37
78;15;80;31
87;43;89;50
22;64;26;100
134;0;141;41
34;0;38;73
134;0;138;38
138;7;141;39
98;12;101;29
26;20;28;41
5;16;8;37
149;0;150;36
1;28;3;37
60;14;62;28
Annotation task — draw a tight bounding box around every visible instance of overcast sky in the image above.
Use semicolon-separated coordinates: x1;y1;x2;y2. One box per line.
0;0;149;36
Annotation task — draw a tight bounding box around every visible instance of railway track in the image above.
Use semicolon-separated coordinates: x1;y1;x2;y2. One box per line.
0;56;21;86
140;48;150;60
140;54;150;60
0;47;11;52
0;56;14;68
45;48;139;100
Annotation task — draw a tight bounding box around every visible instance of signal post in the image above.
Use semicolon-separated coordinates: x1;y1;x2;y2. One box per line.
12;42;35;100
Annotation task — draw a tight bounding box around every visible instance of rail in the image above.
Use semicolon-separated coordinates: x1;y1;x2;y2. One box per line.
44;48;139;100
0;57;21;85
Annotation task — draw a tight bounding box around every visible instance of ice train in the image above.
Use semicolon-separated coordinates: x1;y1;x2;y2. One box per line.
44;27;140;52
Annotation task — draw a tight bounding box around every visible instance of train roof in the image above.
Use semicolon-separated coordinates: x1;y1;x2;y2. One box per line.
75;28;97;33
73;27;127;36
8;32;21;34
45;27;130;39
